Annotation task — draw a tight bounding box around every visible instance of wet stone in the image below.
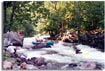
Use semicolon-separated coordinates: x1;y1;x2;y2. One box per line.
30;57;37;65
20;62;27;69
34;57;46;66
38;65;47;70
69;63;77;67
16;57;26;65
20;57;26;62
46;61;66;70
78;62;96;70
26;59;33;64
46;50;58;54
46;62;54;69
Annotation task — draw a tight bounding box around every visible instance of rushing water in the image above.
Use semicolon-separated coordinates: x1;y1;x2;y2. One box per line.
6;36;105;69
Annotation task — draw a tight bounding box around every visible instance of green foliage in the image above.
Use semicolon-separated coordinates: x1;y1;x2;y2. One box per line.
4;1;47;36
79;1;104;31
3;1;104;36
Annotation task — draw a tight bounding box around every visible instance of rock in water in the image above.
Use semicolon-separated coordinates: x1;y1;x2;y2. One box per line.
69;63;77;67
16;57;26;65
61;63;78;70
20;57;26;63
46;51;58;54
34;57;45;66
46;63;53;69
38;65;47;70
30;57;36;65
26;59;33;64
79;62;96;70
31;57;36;62
20;62;27;69
3;61;13;69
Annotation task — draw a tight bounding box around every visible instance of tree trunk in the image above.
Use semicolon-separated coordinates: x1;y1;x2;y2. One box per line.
58;20;65;38
3;2;7;23
61;20;65;37
75;2;80;43
3;2;7;33
9;2;16;31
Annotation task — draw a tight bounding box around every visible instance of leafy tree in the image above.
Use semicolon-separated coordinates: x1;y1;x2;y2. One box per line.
3;1;48;36
3;1;104;37
79;1;104;31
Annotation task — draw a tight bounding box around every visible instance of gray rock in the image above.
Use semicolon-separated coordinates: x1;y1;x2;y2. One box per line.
38;65;47;70
46;61;66;70
61;63;78;70
20;62;27;69
3;38;10;47
26;59;32;64
46;62;53;69
79;62;96;70
46;50;58;54
34;57;45;66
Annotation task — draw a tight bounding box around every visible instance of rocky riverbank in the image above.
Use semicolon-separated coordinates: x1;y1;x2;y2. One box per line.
3;42;104;70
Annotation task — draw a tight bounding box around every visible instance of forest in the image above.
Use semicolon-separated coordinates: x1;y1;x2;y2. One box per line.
3;1;104;36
